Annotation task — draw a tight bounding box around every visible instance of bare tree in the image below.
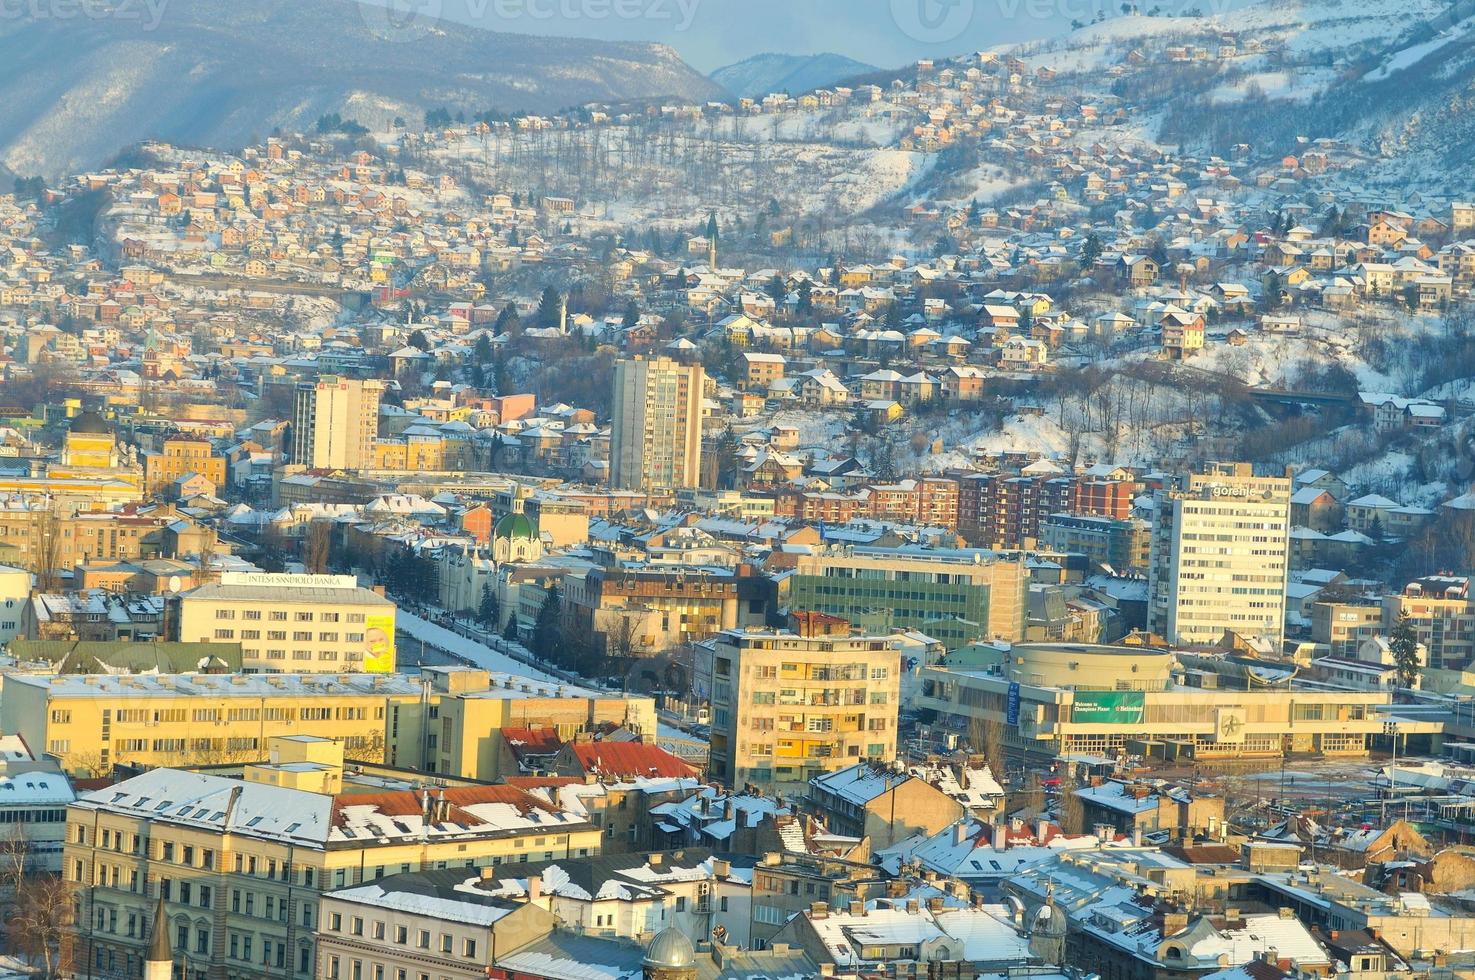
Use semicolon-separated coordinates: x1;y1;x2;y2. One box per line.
303;520;333;574
1057;767;1085;835
29;508;64;593
8;874;74;978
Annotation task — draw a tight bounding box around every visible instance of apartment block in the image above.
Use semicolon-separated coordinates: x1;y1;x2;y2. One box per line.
293;376;386;470
706;629;902;794
609;356;704;491
1147;467;1291;647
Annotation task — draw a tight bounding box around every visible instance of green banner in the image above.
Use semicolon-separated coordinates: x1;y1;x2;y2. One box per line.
1071;691;1145;724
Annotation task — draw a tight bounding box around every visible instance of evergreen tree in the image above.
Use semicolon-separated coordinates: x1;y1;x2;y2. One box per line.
716;425;741;490
705;211;719;242
408;329;430;352
796;279;814;316
1080;232;1104;269
622;301;640;331
536;287;563;330
478;584;500;630
502;617;519;643
766;274;786;305
531;585;563;661
494;304;520;337
474;333;493;365
1390;614;1421;689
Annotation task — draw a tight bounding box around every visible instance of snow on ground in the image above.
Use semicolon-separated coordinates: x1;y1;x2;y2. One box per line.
1364;17;1475;80
398;610;559;682
1209;68;1338;104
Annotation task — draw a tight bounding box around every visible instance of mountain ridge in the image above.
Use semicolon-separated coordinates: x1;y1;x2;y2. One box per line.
0;0;722;178
710;52;877;99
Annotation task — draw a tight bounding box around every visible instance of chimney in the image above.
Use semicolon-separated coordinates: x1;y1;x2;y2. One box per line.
479;867;495;880
1163;912;1189;935
810;902;828;919
1132;827;1144;847
725;800;736;821
906;899;920;914
648;853;663;867
952;822;969;847
1094;823;1115;841
1036;817;1051;841
994;821;1008;851
713;859;731;878
926;897;944;912
526;875;541;903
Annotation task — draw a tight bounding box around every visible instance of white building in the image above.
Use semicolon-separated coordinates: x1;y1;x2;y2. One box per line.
1147;467;1290;647
0;563;29;650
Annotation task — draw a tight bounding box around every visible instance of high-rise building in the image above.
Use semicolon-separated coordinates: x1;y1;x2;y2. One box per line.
1147;465;1291;647
705;628;902;794
609;356;704;490
292;376;385;470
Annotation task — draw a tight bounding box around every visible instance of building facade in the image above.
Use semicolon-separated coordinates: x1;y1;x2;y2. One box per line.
1147;468;1291;646
786;548;1027;650
294;377;386;471
175;572;397;674
609;357;704;491
706;629;902;794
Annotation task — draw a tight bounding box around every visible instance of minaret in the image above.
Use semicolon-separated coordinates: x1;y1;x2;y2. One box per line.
144;895;173;980
707;234;717;271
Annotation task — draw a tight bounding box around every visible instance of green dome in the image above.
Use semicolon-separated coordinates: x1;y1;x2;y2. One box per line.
69;410;113;435
493;512;536;541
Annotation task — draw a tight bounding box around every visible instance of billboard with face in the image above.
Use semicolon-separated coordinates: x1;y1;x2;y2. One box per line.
363;614;395;673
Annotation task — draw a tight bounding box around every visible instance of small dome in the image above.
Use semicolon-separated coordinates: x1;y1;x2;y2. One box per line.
69;410;113;435
493;512;536;541
642;927;696;969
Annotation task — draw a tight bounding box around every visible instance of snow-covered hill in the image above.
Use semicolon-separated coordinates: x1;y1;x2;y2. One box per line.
710;52;877;99
0;0;722;179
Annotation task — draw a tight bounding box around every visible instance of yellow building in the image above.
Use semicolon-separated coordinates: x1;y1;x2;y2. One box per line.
175;572;397;673
0;671;426;775
65;736;601;980
387;667;658;781
293;377;386;470
705;629;902;794
144;438;228;495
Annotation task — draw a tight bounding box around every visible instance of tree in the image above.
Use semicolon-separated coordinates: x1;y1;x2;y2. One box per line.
303;520;333;575
478;584;501;630
1080;232;1104;270
1390;614;1421;690
766;274;786;305
408;329;430;352
715;424;741;490
474;333;494;365
796;279;814;316
1057;765;1085;834
531;585;563;661
536;286;563;329
1368;514;1384;543
705;211;719;242
621;301;640;332
502;617;519;643
8;874;73;979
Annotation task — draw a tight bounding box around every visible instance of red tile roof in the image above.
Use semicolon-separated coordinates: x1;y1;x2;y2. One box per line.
567;741;698;780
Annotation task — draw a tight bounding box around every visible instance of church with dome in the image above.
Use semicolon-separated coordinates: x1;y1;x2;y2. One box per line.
491;510;543;563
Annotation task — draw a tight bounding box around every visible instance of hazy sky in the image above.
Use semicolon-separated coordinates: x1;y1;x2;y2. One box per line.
392;0;1135;72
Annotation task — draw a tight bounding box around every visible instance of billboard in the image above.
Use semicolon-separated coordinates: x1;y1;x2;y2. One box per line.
363;614;396;673
1071;691;1145;725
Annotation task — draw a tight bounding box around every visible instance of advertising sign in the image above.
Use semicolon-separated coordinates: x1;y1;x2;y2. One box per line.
1071;691;1146;725
363;614;396;673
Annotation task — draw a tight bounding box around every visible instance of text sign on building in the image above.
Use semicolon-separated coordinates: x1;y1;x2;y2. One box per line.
1006;682;1021;726
1070;691;1146;725
218;572;359;589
